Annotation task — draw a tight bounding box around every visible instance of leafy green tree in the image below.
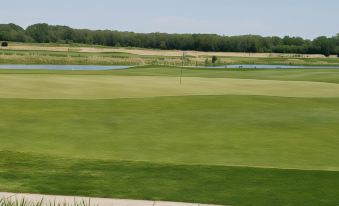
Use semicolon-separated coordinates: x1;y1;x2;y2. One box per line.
26;23;51;43
0;23;338;55
159;41;167;49
212;56;218;64
1;41;8;47
313;36;336;57
0;23;28;42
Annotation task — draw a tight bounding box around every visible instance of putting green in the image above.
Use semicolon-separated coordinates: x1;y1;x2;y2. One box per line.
1;74;339;99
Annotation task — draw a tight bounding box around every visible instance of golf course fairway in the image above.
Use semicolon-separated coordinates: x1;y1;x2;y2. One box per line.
1;67;339;206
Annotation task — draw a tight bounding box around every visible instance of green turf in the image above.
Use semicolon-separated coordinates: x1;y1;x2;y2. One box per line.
1;96;339;171
103;66;339;84
2;74;339;99
1;151;339;206
1;66;339;205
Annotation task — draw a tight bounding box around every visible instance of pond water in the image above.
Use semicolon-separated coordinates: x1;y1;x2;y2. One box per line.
199;64;339;69
0;64;133;70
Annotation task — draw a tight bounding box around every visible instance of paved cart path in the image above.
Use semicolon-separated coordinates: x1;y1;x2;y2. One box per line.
0;192;222;206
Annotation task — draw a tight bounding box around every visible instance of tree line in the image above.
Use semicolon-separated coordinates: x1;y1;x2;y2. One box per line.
1;23;338;56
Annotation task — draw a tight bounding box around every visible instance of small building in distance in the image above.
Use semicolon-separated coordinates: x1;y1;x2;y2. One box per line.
1;41;8;47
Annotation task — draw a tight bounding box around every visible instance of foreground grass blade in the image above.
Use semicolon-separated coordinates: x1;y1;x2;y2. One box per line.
0;199;95;206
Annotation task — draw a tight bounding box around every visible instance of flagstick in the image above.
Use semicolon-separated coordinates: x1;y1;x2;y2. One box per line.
180;52;184;85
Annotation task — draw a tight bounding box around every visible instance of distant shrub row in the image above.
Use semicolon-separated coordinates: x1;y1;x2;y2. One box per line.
0;23;338;56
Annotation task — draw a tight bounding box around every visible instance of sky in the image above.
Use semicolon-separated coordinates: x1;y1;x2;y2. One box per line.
1;0;338;39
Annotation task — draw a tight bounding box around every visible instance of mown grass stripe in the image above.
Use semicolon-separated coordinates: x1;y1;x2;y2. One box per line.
1;96;339;171
1;151;339;206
